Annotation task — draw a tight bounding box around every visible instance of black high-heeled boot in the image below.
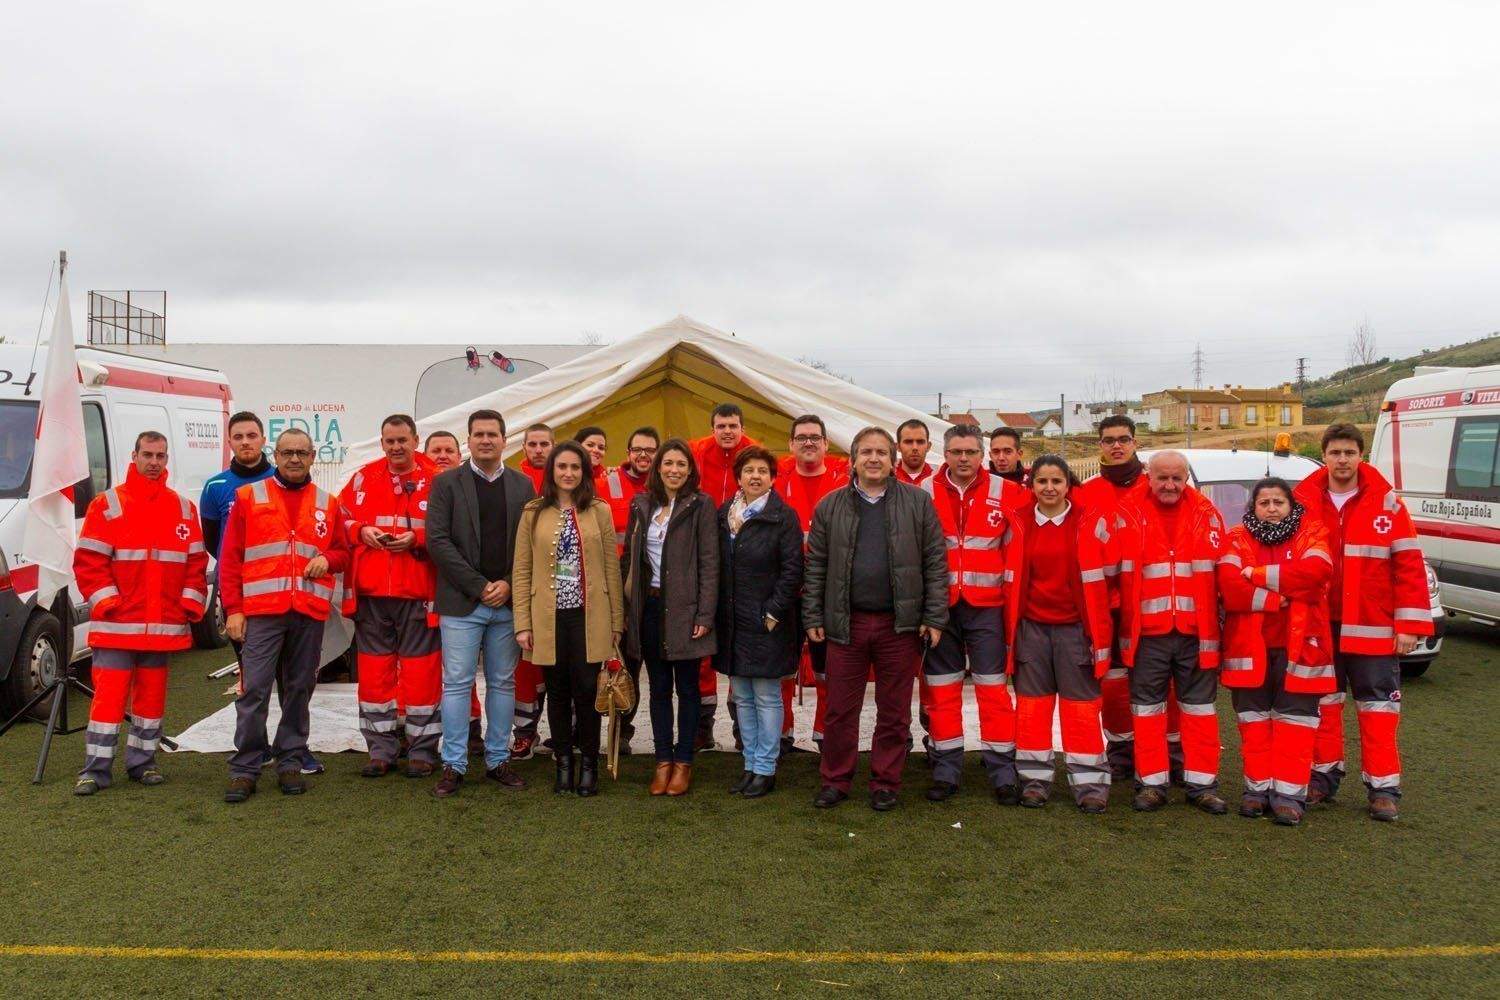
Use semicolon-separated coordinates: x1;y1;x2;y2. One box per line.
576;756;599;797
554;753;576;794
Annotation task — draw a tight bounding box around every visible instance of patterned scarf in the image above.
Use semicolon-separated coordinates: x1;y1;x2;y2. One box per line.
727;491;762;537
1243;500;1303;547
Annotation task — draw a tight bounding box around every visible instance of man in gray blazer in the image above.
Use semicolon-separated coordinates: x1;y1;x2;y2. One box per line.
425;409;536;797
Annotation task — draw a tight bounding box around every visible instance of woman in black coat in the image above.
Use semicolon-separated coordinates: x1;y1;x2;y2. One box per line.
714;446;804;798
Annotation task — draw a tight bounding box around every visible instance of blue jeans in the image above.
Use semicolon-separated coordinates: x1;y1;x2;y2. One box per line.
730;676;783;776
642;593;699;764
440;604;519;773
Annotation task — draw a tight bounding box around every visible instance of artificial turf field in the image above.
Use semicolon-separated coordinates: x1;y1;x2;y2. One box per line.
0;624;1496;999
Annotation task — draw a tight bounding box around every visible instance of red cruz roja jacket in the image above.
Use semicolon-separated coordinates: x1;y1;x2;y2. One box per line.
339;452;439;602
1001;498;1115;676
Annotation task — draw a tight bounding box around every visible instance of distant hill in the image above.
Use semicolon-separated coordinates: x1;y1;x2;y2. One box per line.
1303;332;1500;414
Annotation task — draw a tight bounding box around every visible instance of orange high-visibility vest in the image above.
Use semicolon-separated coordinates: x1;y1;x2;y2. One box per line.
920;468;1021;607
237;477;344;621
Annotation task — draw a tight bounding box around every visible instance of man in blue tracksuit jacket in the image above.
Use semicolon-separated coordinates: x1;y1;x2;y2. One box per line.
200;410;323;774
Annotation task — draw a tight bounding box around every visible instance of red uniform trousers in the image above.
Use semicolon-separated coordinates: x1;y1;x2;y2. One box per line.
1310;646;1402;802
1130;631;1219;795
819;612;921;794
1232;647;1319;813
356;596;442;764
920;600;1016;790
1013;619;1109;803
80;648;170;786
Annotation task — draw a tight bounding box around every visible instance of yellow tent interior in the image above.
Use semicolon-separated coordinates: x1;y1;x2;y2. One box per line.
504;342;847;467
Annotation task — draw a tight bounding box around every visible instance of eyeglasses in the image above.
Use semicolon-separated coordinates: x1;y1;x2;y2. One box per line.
276;449;314;459
792;435;824;444
628;447;657;456
1100;436;1134;446
945;448;981;457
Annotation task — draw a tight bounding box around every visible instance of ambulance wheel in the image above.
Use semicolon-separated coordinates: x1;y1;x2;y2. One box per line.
1399;659;1431;680
3;611;64;719
192;584;229;650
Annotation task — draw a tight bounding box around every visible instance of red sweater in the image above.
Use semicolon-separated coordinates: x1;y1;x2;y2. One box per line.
775;456;849;535
692;433;759;507
1023;511;1083;624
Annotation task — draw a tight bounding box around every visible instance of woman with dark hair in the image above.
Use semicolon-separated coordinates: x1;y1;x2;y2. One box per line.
1003;454;1113;813
714;446;803;798
513;442;625;797
1217;476;1334;826
622;438;719;796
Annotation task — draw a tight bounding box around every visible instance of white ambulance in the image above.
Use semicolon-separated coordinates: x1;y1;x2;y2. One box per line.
0;345;232;715
1373;364;1500;627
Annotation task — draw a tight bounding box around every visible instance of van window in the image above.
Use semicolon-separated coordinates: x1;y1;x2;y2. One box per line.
0;400;39;499
74;402;110;517
1448;417;1500;501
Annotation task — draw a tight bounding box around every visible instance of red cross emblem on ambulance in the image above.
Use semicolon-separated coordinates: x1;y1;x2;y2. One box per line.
176;523;191;541
1372;515;1392;535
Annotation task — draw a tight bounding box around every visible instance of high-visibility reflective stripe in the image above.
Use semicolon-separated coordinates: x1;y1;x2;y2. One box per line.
987;477;1006;501
1389;537;1421;553
1382;490;1401;512
182;589;207;605
1067;769;1112;786
1177;702;1215;717
89;586;121;607
615;531;627;547
1199;640;1219;652
114;549;150;561
960;572;1004;588
87;720;118;735
85;743;116;759
961;536;1001;551
294;542;324;560
1342;624;1393;640
1141;563;1174;579
606;470;624;498
1307;548;1333;564
1102;727;1131;742
250;480;269;503
187;541;205;554
1117;560;1135;573
1312;761;1343;773
1094;519;1110;543
1064;752;1109;768
980;740;1016;752
1223;657;1254;672
78;537;114;556
931;736;965;751
1345;544;1390;559
925;671;964;686
1137;770;1169;787
244;542;292;561
1132;701;1167;717
103;490;123;520
1182;769;1216;786
1217;553;1242;568
1251;589;1270;611
1243;777;1271;792
1264;565;1281;592
129;715;163;730
1093;648;1111;664
970;673;1007;686
1175;596;1196;612
405;722;444;738
1356;700;1401;714
1286;661;1335;681
1319;692;1346;706
1139;597;1171;614
179;494;193;519
404;703;437;716
88;621;190;637
1271;779;1307;797
243;577;294;597
1362;772;1401;788
126;735;160;751
1270;710;1319;728
1103;668;1128;680
1081;568;1106;583
298;579;334;600
361;719;399;733
154;550;188;564
1236;710;1271;723
1191;559;1214;573
1394;607;1429;622
359;700;398;714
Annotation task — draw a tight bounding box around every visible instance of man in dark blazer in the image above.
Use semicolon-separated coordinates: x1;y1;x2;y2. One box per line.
425;408;536;797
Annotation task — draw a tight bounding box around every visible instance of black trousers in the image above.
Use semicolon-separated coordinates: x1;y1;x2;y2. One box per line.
543;607;601;760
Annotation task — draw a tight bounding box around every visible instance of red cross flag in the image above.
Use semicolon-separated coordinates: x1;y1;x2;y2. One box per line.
21;270;90;606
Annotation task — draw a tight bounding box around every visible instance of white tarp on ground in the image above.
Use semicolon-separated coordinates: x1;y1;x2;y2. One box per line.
339;314;951;477
168;675;1067;755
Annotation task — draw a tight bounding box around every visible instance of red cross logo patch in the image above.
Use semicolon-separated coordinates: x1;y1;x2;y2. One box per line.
1372;515;1392;535
986;508;1005;528
314;521;329;538
1208;529;1220;549
175;523;190;541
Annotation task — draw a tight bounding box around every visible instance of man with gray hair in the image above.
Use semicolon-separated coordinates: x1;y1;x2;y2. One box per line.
1103;450;1229;814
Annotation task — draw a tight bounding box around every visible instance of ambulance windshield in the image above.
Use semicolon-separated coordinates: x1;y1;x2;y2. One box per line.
0;400;38;499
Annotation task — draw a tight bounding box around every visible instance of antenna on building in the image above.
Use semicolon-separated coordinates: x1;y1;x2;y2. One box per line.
1191;343;1205;389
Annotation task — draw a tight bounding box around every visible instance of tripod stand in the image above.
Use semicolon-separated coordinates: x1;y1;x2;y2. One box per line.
0;657;177;784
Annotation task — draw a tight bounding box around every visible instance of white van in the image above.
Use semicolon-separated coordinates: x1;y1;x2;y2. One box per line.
1140;447;1445;675
0;345;232;714
1373;363;1500;626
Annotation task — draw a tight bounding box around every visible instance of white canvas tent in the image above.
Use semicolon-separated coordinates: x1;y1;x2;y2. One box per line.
341;315;950;476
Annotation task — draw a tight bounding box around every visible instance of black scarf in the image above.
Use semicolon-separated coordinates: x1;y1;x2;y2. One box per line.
1243;500;1303;547
991;463;1027;484
231;455;271;478
274;469;311;491
1100;456;1144;488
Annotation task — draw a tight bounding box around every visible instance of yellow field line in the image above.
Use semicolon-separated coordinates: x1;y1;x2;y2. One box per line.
0;943;1495;965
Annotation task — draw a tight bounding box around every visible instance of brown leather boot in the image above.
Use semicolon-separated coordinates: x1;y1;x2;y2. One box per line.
649;762;673;796
666;762;692;796
1369;796;1399;822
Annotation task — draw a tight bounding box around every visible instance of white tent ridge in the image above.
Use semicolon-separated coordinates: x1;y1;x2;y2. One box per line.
339;314;951;480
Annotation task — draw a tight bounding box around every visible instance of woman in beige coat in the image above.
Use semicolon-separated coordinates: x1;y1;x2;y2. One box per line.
514;442;625;797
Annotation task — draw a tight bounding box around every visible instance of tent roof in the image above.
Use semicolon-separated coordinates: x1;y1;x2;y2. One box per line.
340;315;952;475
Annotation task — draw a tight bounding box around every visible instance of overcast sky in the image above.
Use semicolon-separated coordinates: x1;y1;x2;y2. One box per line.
3;2;1496;411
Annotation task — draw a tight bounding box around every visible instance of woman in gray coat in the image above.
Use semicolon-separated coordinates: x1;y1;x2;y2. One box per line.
622;438;719;797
